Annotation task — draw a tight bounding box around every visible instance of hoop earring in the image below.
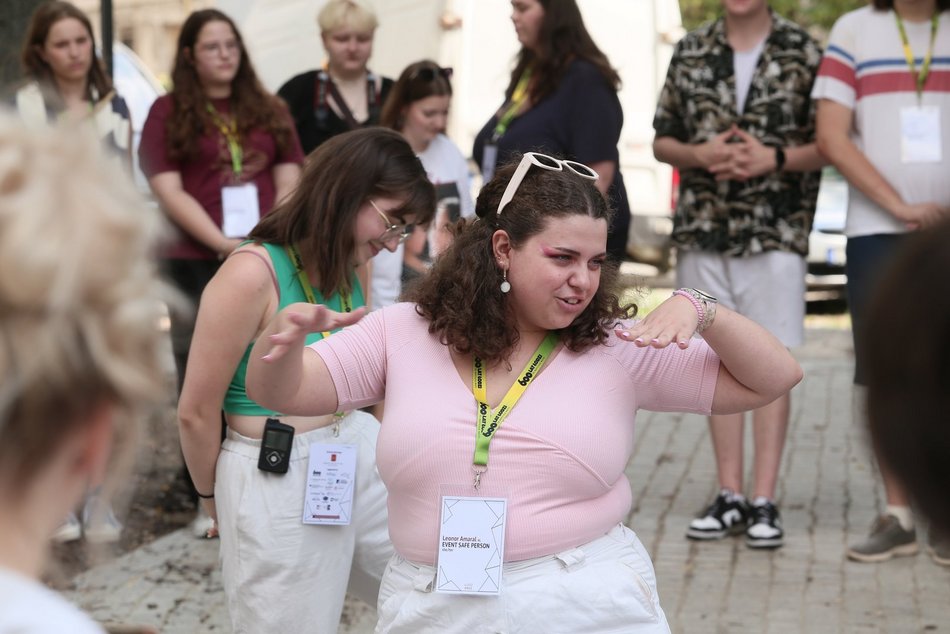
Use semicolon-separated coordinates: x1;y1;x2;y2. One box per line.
500;269;511;294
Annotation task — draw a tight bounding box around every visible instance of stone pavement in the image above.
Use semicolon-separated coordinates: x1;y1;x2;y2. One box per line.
63;325;950;633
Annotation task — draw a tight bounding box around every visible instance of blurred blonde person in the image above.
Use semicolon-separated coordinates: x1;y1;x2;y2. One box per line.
0;112;170;632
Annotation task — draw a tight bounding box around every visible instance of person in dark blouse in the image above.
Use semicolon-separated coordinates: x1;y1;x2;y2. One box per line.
472;0;631;261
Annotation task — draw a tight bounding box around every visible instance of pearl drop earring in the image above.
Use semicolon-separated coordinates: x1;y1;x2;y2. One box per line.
500;269;511;293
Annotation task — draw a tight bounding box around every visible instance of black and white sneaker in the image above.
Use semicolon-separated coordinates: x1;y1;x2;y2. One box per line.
686;490;750;540
745;500;784;549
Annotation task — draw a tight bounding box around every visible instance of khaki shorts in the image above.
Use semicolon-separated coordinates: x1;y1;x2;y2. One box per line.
677;250;806;347
376;524;670;633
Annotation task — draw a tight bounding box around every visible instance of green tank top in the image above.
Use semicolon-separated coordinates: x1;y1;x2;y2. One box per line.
222;242;365;415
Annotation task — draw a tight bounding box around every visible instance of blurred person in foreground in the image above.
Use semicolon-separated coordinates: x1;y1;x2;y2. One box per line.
813;0;950;564
139;8;303;538
472;0;632;262
377;59;474;308
0;112;169;632
177;128;434;632
15;0;138;543
864;218;950;560
653;0;824;550
246;151;802;633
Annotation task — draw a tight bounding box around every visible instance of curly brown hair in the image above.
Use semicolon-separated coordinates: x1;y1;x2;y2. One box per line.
165;9;294;163
249;128;435;298
408;155;636;365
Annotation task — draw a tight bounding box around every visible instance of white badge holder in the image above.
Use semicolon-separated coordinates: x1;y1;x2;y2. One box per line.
435;482;508;596
302;442;357;525
900;105;942;163
221;182;261;238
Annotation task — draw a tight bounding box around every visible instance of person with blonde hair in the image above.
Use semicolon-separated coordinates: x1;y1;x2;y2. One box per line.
278;0;394;155
0;112;170;632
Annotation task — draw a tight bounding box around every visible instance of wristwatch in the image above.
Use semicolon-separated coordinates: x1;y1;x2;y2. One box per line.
773;146;786;173
672;288;718;333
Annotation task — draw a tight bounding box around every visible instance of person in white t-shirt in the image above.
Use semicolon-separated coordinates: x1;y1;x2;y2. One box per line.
0;114;170;632
370;59;474;309
813;0;950;565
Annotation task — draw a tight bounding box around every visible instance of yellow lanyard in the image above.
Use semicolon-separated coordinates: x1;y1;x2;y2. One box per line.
492;68;532;141
285;245;352;338
206;103;243;176
895;11;940;102
470;332;557;488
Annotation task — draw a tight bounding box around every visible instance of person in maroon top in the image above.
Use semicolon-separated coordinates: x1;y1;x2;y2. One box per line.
139;8;303;537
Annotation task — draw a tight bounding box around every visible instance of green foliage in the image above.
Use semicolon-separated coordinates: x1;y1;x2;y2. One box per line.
679;0;868;37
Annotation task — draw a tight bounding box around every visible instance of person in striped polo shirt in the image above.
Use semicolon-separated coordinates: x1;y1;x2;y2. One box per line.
813;0;950;566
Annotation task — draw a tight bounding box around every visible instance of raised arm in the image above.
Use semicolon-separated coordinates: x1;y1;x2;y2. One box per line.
617;293;802;415
246;303;366;415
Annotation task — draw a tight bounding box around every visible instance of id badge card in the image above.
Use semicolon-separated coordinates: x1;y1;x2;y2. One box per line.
900;106;942;164
436;495;507;595
302;443;356;525
221;182;260;237
481;144;499;183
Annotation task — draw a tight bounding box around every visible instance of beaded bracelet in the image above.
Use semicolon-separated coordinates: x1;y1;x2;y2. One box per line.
672;288;705;330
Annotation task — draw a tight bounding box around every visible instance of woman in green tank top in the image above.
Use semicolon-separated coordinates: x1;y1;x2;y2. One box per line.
177;127;435;632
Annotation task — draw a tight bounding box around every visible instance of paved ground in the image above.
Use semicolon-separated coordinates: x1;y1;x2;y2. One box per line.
63;324;950;633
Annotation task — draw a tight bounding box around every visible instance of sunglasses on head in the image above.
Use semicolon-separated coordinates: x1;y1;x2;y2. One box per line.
496;152;599;216
409;66;454;83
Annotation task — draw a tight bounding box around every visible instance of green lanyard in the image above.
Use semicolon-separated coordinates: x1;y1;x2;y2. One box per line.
206;103;243;176
470;331;557;488
492;68;532;141
285;245;352;338
894;11;940;102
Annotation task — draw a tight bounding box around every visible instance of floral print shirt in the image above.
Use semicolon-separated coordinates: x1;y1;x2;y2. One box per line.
654;11;822;256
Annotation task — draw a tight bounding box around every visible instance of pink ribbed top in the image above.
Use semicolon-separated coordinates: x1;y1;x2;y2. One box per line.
313;303;719;564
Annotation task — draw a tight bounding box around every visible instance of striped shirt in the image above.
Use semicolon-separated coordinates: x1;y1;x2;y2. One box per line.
812;6;950;237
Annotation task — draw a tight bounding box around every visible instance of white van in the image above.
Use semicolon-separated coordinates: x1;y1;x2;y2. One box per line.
221;0;683;265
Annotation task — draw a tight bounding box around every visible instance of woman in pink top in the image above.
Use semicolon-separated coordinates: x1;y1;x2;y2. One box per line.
247;152;802;632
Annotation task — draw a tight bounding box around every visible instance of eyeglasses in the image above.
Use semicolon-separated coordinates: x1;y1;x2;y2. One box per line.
496;152;598;216
196;40;240;56
370;199;414;244
409;66;453;83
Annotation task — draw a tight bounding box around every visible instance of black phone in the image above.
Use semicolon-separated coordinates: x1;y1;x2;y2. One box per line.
258;418;294;474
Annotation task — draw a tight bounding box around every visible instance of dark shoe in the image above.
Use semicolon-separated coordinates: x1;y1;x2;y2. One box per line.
928;531;950;566
745;500;784;549
847;514;918;562
686;490;750;540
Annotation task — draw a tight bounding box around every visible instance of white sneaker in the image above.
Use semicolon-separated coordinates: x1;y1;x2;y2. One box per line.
52;513;82;543
82;493;123;543
191;506;217;539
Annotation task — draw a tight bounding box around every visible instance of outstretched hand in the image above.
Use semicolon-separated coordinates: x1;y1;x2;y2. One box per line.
260;303;366;362
615;294;700;349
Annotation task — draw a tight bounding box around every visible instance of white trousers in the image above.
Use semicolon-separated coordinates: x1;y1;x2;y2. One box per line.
376;523;670;634
216;410;392;634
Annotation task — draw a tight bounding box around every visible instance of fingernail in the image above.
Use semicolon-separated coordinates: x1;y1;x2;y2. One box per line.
634;337;644;345
651;338;660;344
261;354;272;361
678;340;688;348
618;331;630;338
